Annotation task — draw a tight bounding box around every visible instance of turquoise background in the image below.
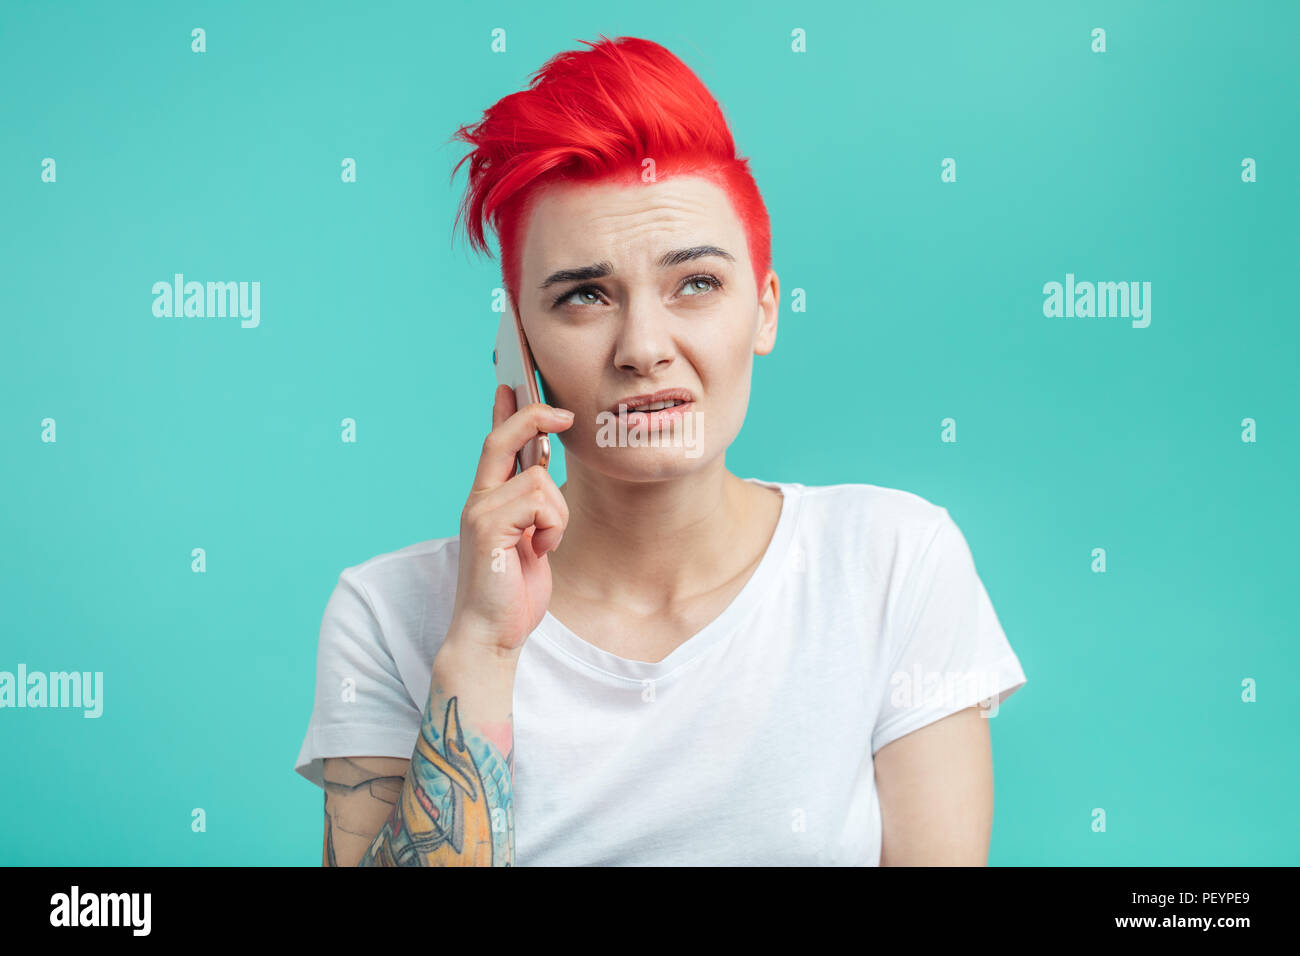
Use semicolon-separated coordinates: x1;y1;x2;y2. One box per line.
1;0;1296;865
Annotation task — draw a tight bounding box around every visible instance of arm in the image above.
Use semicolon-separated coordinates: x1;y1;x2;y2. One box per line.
873;705;994;866
322;756;410;866
360;638;517;866
320;636;519;866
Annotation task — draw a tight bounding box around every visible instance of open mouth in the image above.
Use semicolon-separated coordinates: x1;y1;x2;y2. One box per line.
627;399;686;412
617;399;694;425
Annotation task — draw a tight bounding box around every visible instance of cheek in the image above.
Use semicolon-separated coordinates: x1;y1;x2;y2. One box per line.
699;330;756;386
695;347;754;439
535;338;599;407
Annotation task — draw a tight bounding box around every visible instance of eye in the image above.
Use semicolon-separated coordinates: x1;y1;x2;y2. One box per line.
679;274;724;297
553;285;606;308
550;273;725;309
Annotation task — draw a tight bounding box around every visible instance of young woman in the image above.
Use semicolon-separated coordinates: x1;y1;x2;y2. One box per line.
297;35;1027;866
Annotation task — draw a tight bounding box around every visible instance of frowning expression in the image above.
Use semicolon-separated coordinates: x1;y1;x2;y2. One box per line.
513;174;778;480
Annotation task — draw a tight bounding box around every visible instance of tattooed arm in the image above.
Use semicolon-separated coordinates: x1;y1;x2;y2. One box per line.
321;637;519;867
322;755;410;866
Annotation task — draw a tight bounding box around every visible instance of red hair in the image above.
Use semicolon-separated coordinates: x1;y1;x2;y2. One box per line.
448;35;772;309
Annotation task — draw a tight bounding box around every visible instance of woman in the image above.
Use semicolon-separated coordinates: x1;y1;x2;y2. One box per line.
296;34;1027;866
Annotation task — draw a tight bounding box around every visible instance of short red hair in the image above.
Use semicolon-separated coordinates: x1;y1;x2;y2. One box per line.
448;35;772;309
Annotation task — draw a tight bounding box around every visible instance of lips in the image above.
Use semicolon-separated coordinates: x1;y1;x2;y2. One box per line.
607;387;696;415
614;399;695;434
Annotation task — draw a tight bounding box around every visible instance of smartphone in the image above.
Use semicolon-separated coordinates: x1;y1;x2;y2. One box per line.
493;301;550;475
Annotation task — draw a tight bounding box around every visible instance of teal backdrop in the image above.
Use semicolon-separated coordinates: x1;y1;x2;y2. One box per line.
1;0;1296;865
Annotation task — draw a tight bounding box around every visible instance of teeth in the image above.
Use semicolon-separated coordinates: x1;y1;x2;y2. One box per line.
632;399;683;412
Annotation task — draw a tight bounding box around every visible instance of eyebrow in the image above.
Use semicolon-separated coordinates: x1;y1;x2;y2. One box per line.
538;245;735;290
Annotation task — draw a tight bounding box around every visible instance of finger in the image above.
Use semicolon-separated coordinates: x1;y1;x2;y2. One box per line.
492;384;515;431
491;486;565;559
516;467;567;556
471;400;575;493
465;465;568;555
528;471;569;554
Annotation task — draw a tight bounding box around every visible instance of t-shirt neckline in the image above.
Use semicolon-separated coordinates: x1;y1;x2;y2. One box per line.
535;477;803;682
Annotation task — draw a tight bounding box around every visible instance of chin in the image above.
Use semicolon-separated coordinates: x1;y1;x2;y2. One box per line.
576;446;714;483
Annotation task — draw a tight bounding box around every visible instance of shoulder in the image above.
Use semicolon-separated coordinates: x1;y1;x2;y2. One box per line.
780;480;951;559
327;535;462;651
339;535;461;597
790;480;946;522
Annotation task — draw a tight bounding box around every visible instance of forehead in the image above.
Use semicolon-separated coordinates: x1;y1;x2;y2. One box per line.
519;175;743;269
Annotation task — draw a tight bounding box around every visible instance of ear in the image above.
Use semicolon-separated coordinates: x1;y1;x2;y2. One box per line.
753;269;779;357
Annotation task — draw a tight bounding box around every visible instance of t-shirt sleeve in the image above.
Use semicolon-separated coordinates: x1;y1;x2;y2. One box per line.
293;570;423;789
872;508;1027;755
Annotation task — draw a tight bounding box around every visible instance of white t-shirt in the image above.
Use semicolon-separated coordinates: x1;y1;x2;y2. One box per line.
295;478;1028;865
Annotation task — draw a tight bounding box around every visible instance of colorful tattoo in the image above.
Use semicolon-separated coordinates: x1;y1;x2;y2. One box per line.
359;692;514;866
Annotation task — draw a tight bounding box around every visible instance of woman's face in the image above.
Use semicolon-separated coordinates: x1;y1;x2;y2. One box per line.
514;174;778;482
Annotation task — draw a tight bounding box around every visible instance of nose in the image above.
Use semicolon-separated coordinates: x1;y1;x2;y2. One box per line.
612;294;675;376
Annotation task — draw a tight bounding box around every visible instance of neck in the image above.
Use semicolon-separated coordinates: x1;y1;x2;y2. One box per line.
548;461;775;613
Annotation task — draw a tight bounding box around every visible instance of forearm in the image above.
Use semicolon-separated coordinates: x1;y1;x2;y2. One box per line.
359;635;518;866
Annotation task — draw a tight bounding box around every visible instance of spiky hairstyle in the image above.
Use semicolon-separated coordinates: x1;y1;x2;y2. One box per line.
449;35;771;309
